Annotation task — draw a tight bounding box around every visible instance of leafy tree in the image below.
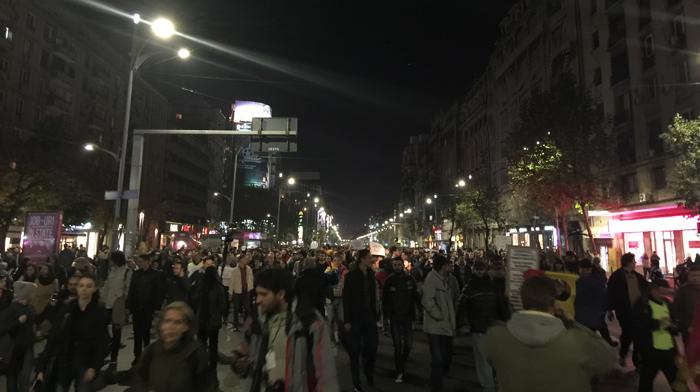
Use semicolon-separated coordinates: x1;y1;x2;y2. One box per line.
455;181;508;249
506;72;612;252
661;114;700;214
0;117;112;251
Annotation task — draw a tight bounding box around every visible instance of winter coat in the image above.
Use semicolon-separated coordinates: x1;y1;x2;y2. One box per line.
230;265;254;295
102;266;132;309
196;283;227;333
382;271;419;322
296;267;338;316
165;275;191;305
343;267;378;327
457;275;510;333
234;302;339;392
131;338;215;392
36;297;110;373
127;268;164;312
575;274;607;330
485;311;619;392
0;296;34;352
32;279;58;316
422;270;457;337
607;268;648;317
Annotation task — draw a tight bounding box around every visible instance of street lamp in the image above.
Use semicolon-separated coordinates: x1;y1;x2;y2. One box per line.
151;17;175;39
177;48;191;59
457;179;467;188
276;177;296;241
313;197;320;204
83;143;119;163
213;192;232;202
114;15;189;251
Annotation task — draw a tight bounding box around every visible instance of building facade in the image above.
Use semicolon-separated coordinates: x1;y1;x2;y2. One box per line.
401;0;700;271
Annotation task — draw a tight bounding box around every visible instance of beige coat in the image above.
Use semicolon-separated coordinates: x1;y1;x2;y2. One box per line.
230;265;254;296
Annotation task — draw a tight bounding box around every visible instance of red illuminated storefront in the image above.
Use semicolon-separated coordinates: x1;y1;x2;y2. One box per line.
591;204;700;274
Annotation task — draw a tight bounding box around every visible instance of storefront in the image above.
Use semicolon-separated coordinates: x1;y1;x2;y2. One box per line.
506;225;559;250
590;204;700;274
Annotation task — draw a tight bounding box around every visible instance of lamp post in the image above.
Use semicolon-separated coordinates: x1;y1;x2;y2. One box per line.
276;177;295;242
83;143;119;163
228;146;245;225
113;15;189;251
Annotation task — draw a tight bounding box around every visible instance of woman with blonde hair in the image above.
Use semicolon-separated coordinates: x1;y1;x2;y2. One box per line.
131;301;216;392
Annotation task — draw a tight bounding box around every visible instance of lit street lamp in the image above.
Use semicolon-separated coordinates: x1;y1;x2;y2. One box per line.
83;143;119;163
276;177;296;241
113;15;189;251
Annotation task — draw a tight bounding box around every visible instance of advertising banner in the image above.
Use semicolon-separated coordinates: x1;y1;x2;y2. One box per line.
231;101;271;130
506;245;540;311
23;211;62;263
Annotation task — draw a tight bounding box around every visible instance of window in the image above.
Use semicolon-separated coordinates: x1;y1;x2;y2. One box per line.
643;34;654;57
40;50;49;68
0;58;7;73
614;93;630;124
43;25;55;41
673;14;686;35
552;24;564;48
594;67;602;85
646;77;658;99
647;120;663;156
4;26;13;41
20;69;29;85
592;31;600;49
617;131;636;165
26;13;36;29
23;39;32;58
675;60;690;83
15;98;23;119
591;0;597;14
653;167;667;190
621;173;639;197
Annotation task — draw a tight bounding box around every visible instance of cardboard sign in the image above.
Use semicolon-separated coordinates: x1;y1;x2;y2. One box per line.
506;245;540;311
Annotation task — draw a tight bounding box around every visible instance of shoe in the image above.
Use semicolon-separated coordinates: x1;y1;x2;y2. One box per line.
395;373;404;383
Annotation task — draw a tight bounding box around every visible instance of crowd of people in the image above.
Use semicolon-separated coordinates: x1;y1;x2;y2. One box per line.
2;241;700;391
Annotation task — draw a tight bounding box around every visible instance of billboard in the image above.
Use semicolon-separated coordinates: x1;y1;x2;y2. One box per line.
23;211;62;263
231;101;272;131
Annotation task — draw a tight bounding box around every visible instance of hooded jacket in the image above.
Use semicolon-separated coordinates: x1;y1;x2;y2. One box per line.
234;302;339;392
457;275;510;333
485;311;618;392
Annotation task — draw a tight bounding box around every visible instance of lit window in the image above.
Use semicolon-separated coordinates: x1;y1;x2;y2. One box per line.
4;27;13;41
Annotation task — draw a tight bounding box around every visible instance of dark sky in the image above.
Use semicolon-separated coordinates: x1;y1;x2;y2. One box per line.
86;0;516;237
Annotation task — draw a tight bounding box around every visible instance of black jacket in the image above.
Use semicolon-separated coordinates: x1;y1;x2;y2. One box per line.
37;297;110;372
296;267;338;316
382;271;419;322
165;276;191;305
131;339;215;392
632;296;677;354
607;268;648;317
457;276;510;333
128;268;164;312
196;283;227;333
343;267;377;327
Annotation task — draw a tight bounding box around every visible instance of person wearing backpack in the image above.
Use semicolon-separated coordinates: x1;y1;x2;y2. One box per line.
131;301;216;392
231;269;339;392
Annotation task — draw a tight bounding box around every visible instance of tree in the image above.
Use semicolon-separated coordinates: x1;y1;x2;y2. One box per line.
661;114;700;214
0;118;112;252
455;181;508;249
506;72;612;252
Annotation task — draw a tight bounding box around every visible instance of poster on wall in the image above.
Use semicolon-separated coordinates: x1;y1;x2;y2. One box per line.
506;245;540;311
23;211;62;263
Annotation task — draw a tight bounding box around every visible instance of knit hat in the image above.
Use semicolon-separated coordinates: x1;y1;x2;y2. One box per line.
13;281;37;304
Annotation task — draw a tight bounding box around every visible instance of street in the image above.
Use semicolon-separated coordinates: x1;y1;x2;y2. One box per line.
89;321;670;392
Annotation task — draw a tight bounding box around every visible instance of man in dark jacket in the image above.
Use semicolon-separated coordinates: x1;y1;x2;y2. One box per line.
457;260;509;392
165;261;191;304
127;254;164;362
607;252;648;367
575;259;615;346
343;249;378;392
295;257;338;316
382;257;419;383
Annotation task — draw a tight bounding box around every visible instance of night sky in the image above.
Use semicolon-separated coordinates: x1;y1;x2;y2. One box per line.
85;0;516;237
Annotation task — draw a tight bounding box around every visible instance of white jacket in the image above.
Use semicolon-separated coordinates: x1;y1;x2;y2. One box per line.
101;265;132;309
222;265;235;288
230;265;254;295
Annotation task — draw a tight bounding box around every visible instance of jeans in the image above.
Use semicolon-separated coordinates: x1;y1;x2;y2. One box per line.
639;348;677;392
198;329;220;369
390;319;412;374
427;333;453;392
132;309;154;360
345;323;378;388
232;291;252;328
471;333;496;392
618;314;639;366
55;363;96;392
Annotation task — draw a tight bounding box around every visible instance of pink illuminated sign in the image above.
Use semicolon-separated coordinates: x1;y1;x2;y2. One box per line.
23;211;62;263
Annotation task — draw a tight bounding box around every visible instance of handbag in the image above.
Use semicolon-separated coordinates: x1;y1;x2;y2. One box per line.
0;333;15;374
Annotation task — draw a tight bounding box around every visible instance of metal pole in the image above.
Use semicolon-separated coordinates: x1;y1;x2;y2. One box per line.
229;150;239;224
124;134;145;257
276;187;282;241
